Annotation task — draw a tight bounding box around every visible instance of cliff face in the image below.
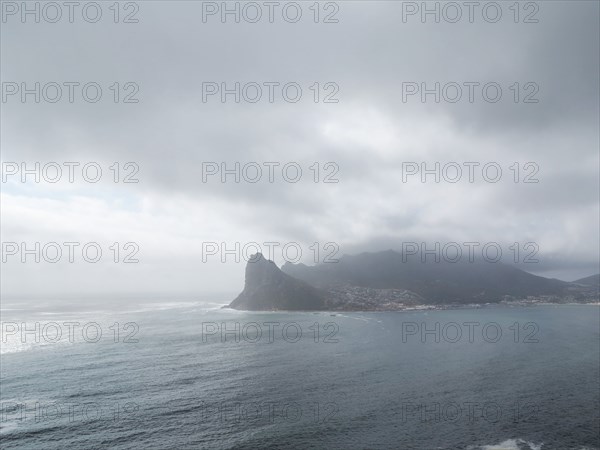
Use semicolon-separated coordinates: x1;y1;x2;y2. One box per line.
227;253;326;311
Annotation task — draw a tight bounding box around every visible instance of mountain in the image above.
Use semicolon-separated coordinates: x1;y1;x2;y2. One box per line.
227;250;596;311
573;274;600;287
282;250;569;304
227;253;326;311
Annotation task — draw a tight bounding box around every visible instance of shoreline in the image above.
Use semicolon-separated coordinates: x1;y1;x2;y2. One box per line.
221;300;600;314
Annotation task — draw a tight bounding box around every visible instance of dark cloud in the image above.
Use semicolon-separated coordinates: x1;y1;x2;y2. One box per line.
1;1;598;296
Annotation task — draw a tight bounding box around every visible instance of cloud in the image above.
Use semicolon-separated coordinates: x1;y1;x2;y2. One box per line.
1;1;598;297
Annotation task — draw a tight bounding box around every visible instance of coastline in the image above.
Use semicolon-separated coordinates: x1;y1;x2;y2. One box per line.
220;299;600;314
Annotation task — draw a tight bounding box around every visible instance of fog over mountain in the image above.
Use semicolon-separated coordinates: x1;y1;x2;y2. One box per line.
574;274;600;287
228;251;598;311
281;250;570;303
1;1;598;298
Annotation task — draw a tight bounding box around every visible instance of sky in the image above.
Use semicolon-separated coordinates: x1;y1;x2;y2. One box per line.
1;1;599;299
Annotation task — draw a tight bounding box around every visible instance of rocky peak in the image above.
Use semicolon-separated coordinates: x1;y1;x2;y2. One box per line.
227;253;326;311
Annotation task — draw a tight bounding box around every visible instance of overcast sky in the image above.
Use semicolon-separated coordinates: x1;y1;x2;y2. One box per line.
1;1;599;299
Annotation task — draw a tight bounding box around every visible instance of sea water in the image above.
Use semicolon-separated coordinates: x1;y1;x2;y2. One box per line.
1;301;598;449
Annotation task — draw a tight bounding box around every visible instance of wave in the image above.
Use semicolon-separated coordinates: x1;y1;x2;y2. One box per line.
468;439;543;450
471;438;600;450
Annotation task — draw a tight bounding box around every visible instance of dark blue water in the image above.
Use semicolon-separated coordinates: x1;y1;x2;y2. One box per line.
1;301;599;449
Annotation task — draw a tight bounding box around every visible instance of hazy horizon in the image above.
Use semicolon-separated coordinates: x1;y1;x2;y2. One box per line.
2;1;599;296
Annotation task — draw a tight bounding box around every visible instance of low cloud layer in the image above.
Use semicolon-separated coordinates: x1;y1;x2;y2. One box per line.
1;1;598;298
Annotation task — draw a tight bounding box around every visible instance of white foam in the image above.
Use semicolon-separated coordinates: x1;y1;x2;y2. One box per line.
330;313;372;322
473;439;543;450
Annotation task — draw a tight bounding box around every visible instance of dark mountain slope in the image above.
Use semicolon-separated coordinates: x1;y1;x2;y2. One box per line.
282;250;568;304
228;253;326;310
573;274;600;287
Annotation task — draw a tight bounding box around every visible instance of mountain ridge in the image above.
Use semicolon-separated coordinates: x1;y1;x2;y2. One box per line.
226;250;599;311
227;253;326;310
573;274;600;287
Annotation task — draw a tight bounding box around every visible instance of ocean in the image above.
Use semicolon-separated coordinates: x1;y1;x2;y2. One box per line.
1;300;598;449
